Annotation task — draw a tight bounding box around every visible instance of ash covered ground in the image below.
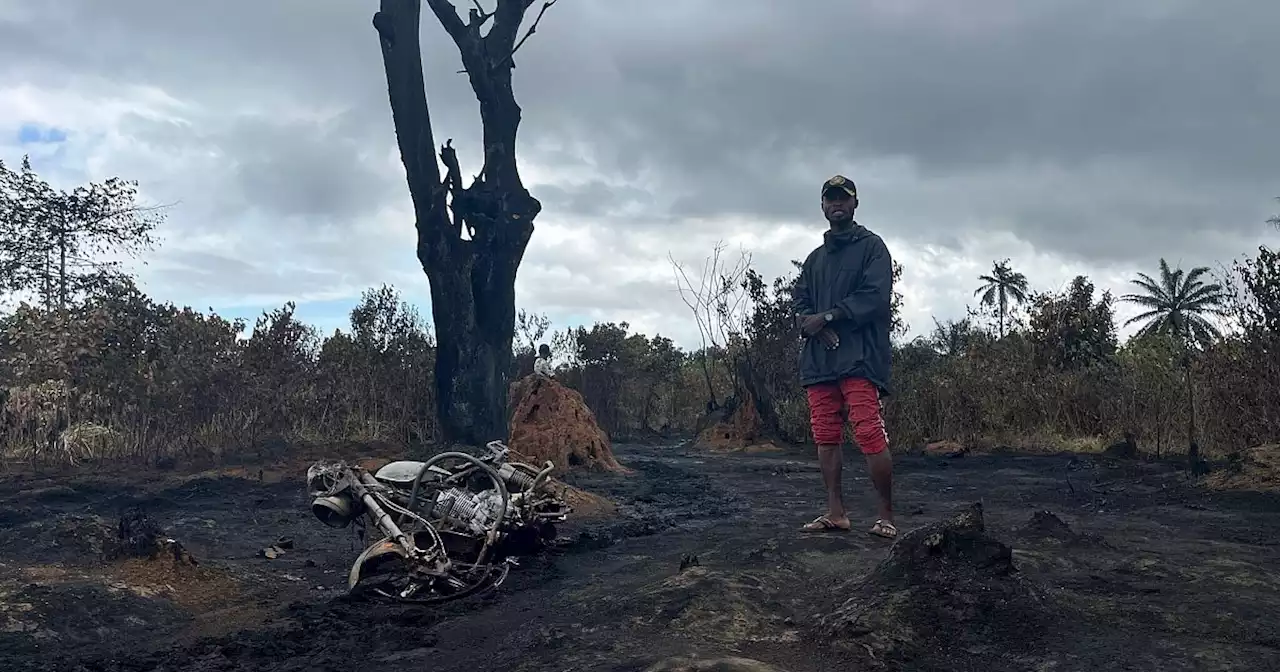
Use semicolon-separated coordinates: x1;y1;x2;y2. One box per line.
1;442;1278;671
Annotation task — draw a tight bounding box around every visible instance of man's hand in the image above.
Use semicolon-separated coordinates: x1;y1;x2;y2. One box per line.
799;313;827;336
817;327;840;350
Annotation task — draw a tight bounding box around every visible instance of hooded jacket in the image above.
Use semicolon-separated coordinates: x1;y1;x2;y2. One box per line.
791;223;894;394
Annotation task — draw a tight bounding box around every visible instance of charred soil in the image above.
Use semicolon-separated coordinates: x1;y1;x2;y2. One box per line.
1;443;1279;671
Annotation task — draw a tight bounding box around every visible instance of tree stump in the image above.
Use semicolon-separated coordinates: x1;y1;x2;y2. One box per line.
105;507;197;565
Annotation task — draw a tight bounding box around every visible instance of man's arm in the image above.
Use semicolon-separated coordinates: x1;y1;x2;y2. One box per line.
831;238;893;326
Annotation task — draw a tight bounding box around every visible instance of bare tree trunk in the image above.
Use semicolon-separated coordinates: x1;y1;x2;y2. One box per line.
57;226;67;313
40;251;52;310
1184;357;1200;466
736;355;781;439
373;0;546;444
700;353;717;410
998;293;1006;339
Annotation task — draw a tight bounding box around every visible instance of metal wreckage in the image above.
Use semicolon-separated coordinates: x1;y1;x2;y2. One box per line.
306;440;571;604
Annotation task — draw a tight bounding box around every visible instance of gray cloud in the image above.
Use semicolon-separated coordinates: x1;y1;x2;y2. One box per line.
2;0;1279;345
225;114;399;222
535;181;657;220
148;250;354;301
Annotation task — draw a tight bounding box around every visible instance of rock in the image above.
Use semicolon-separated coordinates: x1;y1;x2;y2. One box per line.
644;655;790;672
507;374;626;474
259;545;286;559
1023;510;1083;543
1024;509;1075;540
923;440;968;458
816;502;1053;665
1206;444;1280;491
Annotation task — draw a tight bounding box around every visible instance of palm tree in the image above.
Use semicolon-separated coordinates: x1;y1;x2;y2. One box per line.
974;259;1030;338
1120;258;1230;467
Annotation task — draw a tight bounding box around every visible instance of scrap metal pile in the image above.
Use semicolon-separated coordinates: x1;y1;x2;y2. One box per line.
306;440;570;604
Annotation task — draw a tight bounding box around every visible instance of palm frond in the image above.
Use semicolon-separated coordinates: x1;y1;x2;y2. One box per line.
1182;283;1227;306
1128;273;1166;300
1119;293;1167;309
1181;265;1213;286
1122;307;1164;327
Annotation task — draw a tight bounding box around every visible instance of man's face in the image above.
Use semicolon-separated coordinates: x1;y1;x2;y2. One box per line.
821;188;856;223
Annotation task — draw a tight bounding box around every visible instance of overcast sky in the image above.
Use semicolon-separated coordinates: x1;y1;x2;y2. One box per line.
2;0;1278;348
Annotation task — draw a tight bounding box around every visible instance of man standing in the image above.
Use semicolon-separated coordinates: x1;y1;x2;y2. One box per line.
792;175;896;539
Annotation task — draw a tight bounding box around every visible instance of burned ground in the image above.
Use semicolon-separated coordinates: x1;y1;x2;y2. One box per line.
1;443;1278;671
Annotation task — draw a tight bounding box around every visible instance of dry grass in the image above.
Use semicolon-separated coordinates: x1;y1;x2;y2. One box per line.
11;554;266;641
1020;433;1109;455
917;433;1108;457
1206;445;1280;492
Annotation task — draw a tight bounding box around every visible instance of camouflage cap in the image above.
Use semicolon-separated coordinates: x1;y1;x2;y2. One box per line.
821;174;857;198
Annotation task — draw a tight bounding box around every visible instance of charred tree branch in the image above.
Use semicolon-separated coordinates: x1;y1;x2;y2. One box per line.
423;0;469;40
469;0;495;28
373;0;447;262
496;0;557;69
438;139;474;240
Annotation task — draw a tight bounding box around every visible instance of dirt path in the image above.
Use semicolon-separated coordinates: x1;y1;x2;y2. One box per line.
1;442;1278;671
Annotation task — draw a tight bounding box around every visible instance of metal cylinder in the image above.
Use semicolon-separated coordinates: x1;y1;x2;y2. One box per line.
498;464;537;491
432;488;481;524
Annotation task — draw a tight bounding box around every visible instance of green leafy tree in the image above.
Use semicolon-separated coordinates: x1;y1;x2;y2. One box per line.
1120;258;1229;466
1027;276;1118;371
1230;245;1280;337
0;156;163;312
974;259;1030;338
573;322;641;435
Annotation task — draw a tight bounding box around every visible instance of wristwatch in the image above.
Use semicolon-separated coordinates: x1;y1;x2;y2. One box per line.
824;312;834;323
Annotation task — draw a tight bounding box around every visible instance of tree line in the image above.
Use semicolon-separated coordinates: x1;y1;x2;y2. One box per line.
12;1;1273;475
3;158;1279;467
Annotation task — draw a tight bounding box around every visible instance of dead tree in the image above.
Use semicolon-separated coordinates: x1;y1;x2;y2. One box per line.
669;243;783;440
669;243;752;408
372;0;556;444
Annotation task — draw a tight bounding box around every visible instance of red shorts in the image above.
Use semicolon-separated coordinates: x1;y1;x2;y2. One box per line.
805;377;889;454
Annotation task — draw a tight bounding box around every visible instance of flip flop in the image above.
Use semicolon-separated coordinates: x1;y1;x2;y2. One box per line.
869;519;898;539
801;515;851;533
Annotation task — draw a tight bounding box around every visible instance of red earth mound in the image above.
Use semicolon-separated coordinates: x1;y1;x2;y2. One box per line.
694;391;781;453
507;374;628;474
